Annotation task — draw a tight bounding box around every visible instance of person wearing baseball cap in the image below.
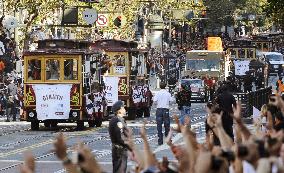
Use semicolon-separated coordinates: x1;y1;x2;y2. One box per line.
108;100;131;173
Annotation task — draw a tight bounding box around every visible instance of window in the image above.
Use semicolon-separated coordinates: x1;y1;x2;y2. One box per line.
248;49;254;59
186;59;220;72
113;54;126;74
28;59;41;80
256;43;262;50
238;49;245;58
64;59;78;80
46;59;60;80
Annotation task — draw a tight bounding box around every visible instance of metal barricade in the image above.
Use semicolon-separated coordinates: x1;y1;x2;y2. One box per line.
233;87;272;117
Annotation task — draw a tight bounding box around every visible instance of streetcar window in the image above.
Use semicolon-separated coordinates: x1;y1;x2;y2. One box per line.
230;49;237;56
27;59;41;80
263;43;269;51
46;59;60;80
248;49;254;59
64;59;78;80
238;49;246;58
256;43;262;50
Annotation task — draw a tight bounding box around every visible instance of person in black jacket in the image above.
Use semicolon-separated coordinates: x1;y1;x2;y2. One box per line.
176;84;192;125
109;100;131;173
215;84;236;140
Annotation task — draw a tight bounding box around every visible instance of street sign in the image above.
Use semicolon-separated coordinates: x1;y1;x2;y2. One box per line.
2;15;18;29
82;8;98;25
96;14;109;27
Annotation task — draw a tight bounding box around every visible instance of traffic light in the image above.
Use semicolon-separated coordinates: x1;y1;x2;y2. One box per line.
62;7;78;25
113;16;122;27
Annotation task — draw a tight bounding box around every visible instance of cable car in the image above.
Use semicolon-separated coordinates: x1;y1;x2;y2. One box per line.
90;39;148;120
22;39;103;130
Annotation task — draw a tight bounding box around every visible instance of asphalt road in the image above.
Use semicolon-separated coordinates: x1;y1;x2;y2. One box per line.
0;102;207;173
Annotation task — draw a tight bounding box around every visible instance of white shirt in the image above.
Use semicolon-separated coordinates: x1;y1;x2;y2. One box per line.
229;160;256;173
153;89;173;109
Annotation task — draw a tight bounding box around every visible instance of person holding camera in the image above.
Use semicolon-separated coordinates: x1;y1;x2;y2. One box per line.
108;100;132;173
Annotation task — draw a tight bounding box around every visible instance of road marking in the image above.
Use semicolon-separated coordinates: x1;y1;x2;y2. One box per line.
0;139;54;158
0;126;107;158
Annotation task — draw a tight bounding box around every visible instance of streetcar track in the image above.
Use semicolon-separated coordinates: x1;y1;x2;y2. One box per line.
0;134;108;172
0;105;207;172
0;126;79;150
54;134;159;173
0;126;107;172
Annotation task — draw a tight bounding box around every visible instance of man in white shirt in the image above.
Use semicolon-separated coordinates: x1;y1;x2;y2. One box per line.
153;82;173;145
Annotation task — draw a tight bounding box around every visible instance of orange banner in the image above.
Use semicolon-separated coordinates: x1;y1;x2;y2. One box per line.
207;37;223;51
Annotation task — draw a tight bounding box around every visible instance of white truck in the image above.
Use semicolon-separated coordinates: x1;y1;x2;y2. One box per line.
262;52;284;76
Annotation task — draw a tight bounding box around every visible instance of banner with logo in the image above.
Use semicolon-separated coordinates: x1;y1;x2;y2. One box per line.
33;84;72;120
103;76;119;106
234;60;250;76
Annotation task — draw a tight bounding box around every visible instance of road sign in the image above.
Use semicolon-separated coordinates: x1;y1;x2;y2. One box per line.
96;14;109;27
2;15;18;29
82;8;98;25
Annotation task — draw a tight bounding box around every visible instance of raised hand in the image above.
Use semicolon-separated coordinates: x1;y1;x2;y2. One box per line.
20;152;35;173
207;114;216;128
270;90;284;110
214;111;223;128
78;144;102;173
165;128;173;146
232;101;242;123
184;116;191;127
173;114;181;132
140;121;147;140
53;133;67;160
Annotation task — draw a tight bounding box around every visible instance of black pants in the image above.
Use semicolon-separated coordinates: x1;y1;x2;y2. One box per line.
112;146;128;173
143;106;150;117
138;106;150;118
156;108;170;145
128;107;137;120
136;108;143;118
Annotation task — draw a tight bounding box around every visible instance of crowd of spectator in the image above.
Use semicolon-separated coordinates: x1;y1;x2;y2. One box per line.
18;85;284;173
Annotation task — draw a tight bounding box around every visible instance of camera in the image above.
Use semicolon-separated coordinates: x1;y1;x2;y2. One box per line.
211;155;224;170
237;145;248;158
221;150;235;162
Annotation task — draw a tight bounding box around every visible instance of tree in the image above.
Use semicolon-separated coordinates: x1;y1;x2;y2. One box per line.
264;0;284;31
0;0;205;50
203;0;238;33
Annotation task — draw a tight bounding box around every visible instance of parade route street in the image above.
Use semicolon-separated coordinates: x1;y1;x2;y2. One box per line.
0;102;208;173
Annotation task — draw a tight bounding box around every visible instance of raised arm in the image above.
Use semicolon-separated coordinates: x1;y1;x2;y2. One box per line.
232;102;252;140
140;122;157;168
181;126;199;173
53;133;80;173
214;112;234;149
